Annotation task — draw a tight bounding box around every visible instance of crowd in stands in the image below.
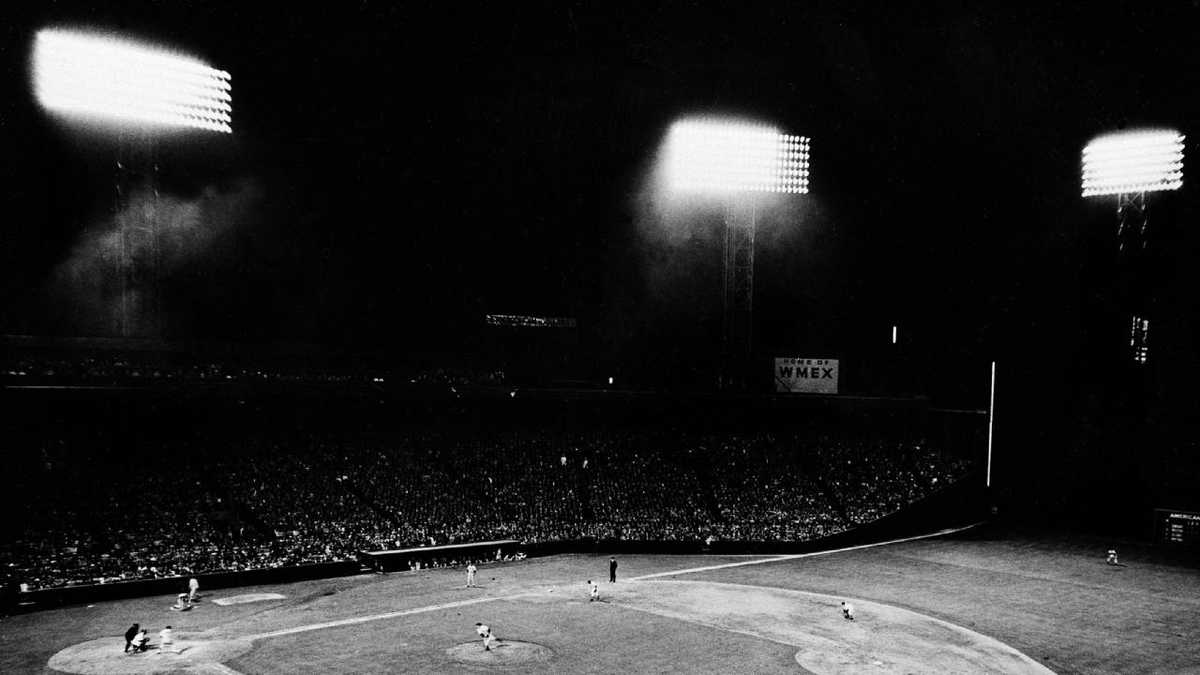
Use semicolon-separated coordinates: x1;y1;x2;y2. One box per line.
1;354;506;389
1;355;380;386
406;366;506;387
1;427;971;591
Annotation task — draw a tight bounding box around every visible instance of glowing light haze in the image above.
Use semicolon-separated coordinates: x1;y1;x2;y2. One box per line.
663;118;810;194
33;29;232;134
1081;129;1184;197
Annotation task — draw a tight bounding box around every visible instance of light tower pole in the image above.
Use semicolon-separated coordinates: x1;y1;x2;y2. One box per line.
33;29;233;336
1116;191;1147;254
661;118;810;389
722;199;756;389
114;132;161;336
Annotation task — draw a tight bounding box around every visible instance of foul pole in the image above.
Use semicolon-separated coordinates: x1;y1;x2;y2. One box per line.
986;360;996;488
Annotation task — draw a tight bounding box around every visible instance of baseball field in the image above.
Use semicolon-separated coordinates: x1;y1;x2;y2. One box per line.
4;525;1198;674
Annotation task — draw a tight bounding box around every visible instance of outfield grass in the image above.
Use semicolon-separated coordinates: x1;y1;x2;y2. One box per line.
3;529;1198;674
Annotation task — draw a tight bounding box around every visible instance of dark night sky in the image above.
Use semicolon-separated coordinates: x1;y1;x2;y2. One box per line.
2;1;1199;382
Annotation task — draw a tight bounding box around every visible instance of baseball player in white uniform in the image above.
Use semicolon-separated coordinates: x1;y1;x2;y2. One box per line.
475;622;495;651
589;580;600;602
466;562;478;587
841;601;855;620
158;626;175;654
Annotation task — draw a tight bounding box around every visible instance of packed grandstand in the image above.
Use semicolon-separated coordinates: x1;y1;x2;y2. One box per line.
3;424;971;591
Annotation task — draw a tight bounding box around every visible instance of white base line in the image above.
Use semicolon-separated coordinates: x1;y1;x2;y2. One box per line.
192;663;246;675
631;523;981;581
250;594;533;640
245;525;979;641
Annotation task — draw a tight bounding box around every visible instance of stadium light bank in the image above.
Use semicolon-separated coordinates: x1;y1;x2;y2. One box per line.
1081;129;1184;198
661;118;809;196
32;28;232;134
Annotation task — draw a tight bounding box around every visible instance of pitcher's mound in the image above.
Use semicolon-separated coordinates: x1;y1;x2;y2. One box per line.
445;640;554;667
48;636;254;674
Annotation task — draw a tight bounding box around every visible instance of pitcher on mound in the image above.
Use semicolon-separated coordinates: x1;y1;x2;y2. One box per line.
475;622;495;651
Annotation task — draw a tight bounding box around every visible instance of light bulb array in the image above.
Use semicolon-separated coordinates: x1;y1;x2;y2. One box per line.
664;120;810;194
1082;130;1183;197
34;29;233;134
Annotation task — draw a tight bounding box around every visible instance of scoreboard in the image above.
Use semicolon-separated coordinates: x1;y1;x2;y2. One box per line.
1154;509;1200;548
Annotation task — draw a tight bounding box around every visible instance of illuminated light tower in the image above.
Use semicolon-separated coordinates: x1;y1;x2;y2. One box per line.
33;29;232;336
1083;129;1184;251
662;118;811;389
1082;129;1184;364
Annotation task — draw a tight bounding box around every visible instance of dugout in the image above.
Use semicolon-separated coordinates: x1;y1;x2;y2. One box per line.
358;539;521;573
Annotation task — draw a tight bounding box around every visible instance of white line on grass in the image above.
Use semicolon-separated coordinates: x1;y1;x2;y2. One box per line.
250;593;534;639
245;525;979;642
631;523;981;581
190;663;246;675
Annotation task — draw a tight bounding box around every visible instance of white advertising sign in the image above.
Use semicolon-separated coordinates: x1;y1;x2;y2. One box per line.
775;357;838;394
